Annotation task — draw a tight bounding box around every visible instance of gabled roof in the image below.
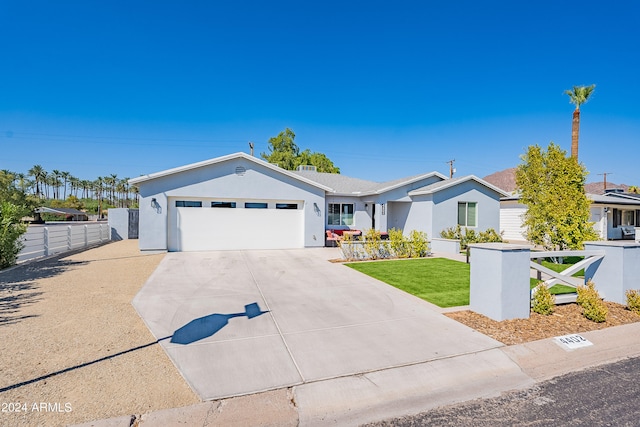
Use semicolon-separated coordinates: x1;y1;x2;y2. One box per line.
292;170;446;196
129;152;333;191
293;170;380;194
408;175;510;197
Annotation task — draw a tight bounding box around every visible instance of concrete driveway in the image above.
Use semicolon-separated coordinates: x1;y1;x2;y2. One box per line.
133;249;505;401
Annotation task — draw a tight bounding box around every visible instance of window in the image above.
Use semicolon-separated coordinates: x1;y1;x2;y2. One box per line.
211;201;236;208
276;203;298;210
328;203;354;226
245;202;268;209
175;200;202;207
613;209;640;227
457;202;477;227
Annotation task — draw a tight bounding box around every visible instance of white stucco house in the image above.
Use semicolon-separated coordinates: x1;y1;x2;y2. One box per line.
500;190;640;242
130;152;508;251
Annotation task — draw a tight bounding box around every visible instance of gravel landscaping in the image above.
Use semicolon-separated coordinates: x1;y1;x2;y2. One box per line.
0;241;198;427
446;302;640;345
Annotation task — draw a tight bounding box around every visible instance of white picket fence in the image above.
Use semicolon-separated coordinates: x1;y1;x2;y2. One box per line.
18;223;111;263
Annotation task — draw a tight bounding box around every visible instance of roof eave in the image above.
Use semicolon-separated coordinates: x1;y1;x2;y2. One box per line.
374;171;447;195
128;152;333;192
408;175;510;197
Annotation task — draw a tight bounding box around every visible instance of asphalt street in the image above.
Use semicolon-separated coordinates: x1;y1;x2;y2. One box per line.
366;356;640;427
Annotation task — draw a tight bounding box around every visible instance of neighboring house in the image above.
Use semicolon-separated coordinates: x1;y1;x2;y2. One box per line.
130;152;508;252
500;190;640;242
35;207;89;221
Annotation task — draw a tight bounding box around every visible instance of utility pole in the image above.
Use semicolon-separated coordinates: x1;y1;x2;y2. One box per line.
446;159;456;179
598;172;612;192
248;141;254;156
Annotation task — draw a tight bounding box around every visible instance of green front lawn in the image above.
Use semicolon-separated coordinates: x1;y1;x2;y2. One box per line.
345;258;578;309
345;258;469;308
529;278;576;295
539;256;585;277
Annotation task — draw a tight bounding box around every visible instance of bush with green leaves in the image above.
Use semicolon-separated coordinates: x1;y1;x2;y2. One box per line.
440;225;503;249
626;289;640;315
576;280;608;323
0;201;27;269
388;228;410;258
363;228;383;259
409;230;429;258
531;283;555;315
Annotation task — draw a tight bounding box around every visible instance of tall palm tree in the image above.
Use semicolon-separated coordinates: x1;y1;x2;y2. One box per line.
51;170;62;199
565;84;595;159
15;173;29;193
60;171;71;199
69;175;79;197
28;164;46;198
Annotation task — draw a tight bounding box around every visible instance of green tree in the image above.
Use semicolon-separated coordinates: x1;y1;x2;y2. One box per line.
28;164;46;198
0;171;31;269
298;150;340;173
565;84;595;159
515;142;599;251
261;128;340;173
0;201;27;269
0;170;34;213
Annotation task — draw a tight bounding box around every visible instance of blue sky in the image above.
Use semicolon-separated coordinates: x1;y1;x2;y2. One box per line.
1;1;639;185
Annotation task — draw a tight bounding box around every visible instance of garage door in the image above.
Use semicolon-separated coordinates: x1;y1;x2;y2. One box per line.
500;205;527;242
168;198;304;251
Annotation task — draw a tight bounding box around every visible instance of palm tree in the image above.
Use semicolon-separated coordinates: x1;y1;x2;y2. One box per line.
15;173;30;193
51;170;62;199
61;171;71;199
28;165;46;198
69;175;80;198
565;84;595;159
629;185;639;194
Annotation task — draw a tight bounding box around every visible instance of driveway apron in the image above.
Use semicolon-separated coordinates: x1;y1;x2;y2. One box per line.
133;249;503;400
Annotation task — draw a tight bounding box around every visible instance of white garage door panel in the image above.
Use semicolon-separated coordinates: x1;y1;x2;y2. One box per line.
169;207;303;251
500;207;527;242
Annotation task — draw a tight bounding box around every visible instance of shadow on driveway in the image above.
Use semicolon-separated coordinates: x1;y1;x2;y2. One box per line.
171;302;268;345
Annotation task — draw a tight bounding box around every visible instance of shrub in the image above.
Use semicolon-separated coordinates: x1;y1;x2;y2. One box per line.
439;225;503;249
409;230;429;258
626;289;640;315
531;283;555;315
388;228;410;258
363;228;382;260
0;201;27;269
576;280;608;323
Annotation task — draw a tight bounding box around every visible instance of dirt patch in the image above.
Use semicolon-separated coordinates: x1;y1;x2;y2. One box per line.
446;302;640;345
0;241;199;427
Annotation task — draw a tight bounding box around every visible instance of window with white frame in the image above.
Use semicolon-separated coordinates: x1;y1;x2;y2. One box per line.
328;203;354;226
457;202;477;227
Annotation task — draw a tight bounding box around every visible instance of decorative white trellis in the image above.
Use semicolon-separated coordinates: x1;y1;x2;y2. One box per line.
529;250;606;303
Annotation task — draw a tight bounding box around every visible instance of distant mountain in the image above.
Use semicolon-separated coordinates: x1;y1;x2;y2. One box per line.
483;168;629;195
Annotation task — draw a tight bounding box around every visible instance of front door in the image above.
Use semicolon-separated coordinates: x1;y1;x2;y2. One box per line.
371;204;376;229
